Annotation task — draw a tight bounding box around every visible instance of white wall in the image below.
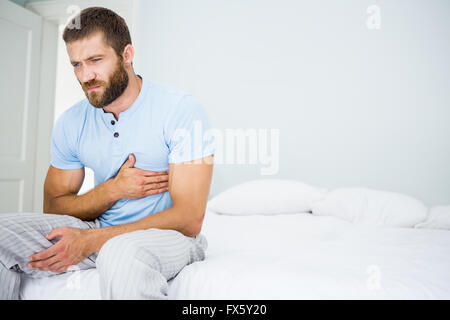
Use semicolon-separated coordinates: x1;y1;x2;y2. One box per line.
131;0;450;206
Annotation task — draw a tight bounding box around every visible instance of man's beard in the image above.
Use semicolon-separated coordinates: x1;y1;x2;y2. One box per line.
82;60;129;108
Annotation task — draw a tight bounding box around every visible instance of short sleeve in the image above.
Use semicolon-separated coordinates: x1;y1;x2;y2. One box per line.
50;112;84;170
164;95;216;164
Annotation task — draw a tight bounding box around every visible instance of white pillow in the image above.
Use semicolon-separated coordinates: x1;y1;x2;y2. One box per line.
310;187;428;227
415;205;450;230
207;179;327;215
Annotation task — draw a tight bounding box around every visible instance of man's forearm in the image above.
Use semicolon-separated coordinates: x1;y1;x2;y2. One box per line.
44;179;120;221
86;205;203;252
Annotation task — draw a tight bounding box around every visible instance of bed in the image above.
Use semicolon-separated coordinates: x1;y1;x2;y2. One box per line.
19;180;450;300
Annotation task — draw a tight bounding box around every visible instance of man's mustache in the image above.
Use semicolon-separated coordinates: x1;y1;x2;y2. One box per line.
81;80;107;91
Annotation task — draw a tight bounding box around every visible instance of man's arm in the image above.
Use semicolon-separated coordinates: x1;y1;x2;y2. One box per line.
43;166;119;220
88;155;214;250
44;154;169;220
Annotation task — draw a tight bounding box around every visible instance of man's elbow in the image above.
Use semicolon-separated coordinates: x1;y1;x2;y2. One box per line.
185;225;201;238
184;210;206;237
43;195;62;215
43;195;68;215
43;204;59;215
43;197;54;214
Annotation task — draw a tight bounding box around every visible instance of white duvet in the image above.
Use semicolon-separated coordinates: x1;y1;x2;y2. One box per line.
20;210;450;300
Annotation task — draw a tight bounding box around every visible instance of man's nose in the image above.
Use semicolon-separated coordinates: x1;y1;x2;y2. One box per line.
79;65;96;84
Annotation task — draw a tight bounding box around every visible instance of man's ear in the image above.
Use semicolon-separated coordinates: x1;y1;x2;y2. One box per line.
122;44;134;67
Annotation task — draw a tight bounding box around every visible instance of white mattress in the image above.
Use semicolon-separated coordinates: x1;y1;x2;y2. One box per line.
20;210;450;299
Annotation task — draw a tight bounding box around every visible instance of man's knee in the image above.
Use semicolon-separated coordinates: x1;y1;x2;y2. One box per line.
96;229;192;276
95;230;172;299
0;212;19;227
96;230;145;272
0;213;23;250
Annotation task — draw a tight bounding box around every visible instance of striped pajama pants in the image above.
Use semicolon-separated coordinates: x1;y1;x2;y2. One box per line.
0;212;207;300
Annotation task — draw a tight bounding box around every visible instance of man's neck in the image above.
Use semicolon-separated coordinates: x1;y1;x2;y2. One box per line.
102;74;142;121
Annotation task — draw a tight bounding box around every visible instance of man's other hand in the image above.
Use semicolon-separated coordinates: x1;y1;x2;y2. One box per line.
112;153;169;199
28;227;96;273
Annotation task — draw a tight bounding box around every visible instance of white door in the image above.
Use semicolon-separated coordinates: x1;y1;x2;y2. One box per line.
0;1;42;213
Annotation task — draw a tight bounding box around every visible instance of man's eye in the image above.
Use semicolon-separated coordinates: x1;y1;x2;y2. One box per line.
92;58;101;62
73;63;80;67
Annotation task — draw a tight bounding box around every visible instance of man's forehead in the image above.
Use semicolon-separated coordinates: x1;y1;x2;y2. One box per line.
66;32;112;59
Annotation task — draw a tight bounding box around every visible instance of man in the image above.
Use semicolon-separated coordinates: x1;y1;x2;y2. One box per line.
0;7;215;300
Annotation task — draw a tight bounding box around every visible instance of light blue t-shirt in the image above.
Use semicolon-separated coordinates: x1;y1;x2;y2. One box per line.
50;76;215;227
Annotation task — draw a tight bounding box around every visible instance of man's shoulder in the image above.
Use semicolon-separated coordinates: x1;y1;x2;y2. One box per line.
147;80;189;98
56;98;90;123
146;80;193;110
148;81;206;117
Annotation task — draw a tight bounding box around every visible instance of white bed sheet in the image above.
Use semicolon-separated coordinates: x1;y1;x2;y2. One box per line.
20;210;450;299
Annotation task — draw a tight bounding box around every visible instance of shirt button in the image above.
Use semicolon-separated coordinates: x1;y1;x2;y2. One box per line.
114;132;119;138
111;120;115;125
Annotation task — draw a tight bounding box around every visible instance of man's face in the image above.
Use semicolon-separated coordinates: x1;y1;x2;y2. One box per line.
67;32;129;108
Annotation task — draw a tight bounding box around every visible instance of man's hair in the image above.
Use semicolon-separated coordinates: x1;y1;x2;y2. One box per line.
62;7;132;58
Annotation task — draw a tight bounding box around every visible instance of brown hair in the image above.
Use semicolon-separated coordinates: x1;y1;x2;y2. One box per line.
62;7;132;58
